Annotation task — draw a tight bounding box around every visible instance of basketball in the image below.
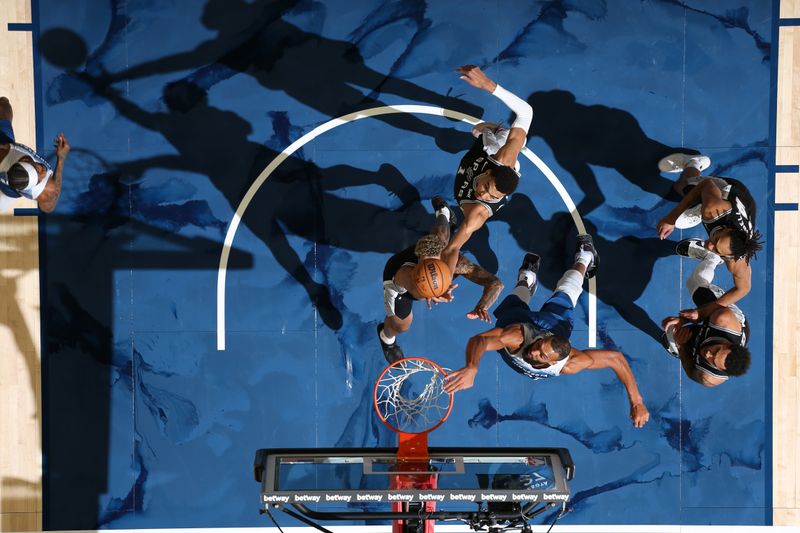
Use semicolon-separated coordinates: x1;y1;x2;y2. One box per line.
413;258;452;298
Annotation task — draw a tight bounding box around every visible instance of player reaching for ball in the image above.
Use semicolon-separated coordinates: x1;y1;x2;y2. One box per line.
444;235;650;428
439;65;533;273
378;197;504;363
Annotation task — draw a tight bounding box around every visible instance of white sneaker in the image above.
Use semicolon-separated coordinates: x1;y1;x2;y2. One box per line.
658;153;711;173
674;204;703;229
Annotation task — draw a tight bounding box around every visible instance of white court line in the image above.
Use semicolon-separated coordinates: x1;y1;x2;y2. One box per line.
216;105;595;350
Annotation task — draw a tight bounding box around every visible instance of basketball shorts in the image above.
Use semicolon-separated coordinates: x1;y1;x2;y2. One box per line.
494;291;575;339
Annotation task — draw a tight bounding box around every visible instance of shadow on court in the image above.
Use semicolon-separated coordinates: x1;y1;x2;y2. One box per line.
43;0;479;153
495;193;674;341
527;90;696;214
39;215;252;529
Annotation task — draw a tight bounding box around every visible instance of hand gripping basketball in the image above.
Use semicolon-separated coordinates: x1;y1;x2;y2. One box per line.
413;258;452;299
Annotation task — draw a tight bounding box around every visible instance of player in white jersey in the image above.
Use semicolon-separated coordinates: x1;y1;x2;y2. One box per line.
0;96;69;212
445;235;649;428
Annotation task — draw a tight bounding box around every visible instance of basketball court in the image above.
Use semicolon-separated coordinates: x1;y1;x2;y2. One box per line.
1;0;798;531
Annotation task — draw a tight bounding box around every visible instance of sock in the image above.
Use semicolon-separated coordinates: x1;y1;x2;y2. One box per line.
517;270;536;288
575;250;593;267
512;284;532;304
380;329;396;345
435;206;451;222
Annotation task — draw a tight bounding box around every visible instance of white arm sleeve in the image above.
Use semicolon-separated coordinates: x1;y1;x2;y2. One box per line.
492;84;533;133
383;280;406;317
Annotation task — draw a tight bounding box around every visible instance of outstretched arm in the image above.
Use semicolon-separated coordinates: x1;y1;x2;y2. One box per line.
714;259;751;308
37;133;69;213
454;255;503;322
657;179;708;239
457;65;532;168
444;325;519;393
562;349;650;427
441;202;490;273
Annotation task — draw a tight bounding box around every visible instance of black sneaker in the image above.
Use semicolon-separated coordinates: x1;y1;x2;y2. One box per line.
516;252;541;298
675;238;707;260
575;234;600;278
431;196;457;233
377;323;404;364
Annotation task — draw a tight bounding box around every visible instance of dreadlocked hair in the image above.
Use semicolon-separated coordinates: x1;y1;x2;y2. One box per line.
414;234;445;258
730;229;764;263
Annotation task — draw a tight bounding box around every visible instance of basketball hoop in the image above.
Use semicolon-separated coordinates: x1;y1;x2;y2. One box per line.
374;357;453;533
374;357;453;457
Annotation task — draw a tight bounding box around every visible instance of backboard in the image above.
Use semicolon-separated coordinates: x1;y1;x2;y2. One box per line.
254;446;574;532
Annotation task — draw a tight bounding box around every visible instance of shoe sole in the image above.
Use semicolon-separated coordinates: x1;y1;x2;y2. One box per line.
658;153;711;173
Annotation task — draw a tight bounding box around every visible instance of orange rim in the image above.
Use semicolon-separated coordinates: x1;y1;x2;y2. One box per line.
373;357;454;435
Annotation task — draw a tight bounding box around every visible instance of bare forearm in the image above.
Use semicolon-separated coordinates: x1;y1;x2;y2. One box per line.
40;157;64;213
609;353;644;405
465;336;489;368
454;255;503;310
665;182;704;222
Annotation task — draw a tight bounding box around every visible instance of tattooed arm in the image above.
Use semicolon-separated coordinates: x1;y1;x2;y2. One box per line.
454;255;503;322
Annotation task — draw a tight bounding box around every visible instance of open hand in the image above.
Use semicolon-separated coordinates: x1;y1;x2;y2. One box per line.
630;402;650;428
456;65;497;93
54;133;70;159
466;306;491;322
443;366;477;393
656;218;675;240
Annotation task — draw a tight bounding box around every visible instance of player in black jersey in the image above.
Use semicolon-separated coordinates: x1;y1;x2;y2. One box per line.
439;66;533;272
660;241;751;387
378;198;504;363
656;153;763;319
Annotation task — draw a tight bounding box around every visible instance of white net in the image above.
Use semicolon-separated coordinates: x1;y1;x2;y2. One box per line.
374;358;452;434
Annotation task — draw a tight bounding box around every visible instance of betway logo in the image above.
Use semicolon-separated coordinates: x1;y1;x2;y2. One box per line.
387;493;414;502
512;493;539;502
325;494;352;502
480;493;508;501
293;495;320;503
418;493;445;502
449;493;476;502
263;495;290;503
356;494;383;502
543;493;569;501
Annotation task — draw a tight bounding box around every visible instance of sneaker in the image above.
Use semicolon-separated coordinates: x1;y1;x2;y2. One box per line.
674;204;703;229
659;329;680;359
377;323;404;364
658;153;711;173
575;234;600;279
675;238;715;261
432;196;457;233
517;252;541;297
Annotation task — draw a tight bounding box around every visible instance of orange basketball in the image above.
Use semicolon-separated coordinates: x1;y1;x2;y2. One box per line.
413;258;452;298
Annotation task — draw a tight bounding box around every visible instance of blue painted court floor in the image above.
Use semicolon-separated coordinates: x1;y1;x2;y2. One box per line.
34;0;773;528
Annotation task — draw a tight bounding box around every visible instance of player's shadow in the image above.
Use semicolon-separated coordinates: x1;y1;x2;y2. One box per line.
527;90;697;214
495;194;674;342
43;0;479;153
71;73;438;331
39;213;253;529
